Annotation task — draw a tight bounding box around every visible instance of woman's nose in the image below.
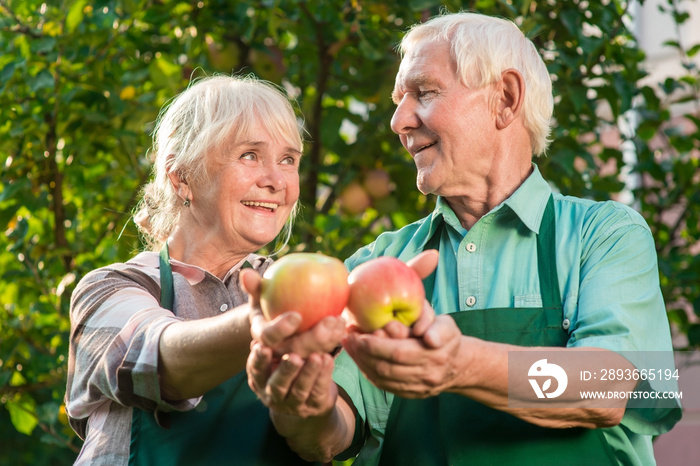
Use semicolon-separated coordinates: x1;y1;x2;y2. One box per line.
258;165;286;192
390;97;421;135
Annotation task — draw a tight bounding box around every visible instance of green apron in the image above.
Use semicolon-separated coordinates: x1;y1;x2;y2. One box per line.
378;196;620;466
128;245;317;465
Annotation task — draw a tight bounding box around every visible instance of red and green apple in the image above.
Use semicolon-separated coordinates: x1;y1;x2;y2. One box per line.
260;252;349;333
346;256;425;332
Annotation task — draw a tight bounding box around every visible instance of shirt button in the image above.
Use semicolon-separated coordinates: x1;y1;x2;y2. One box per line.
562;318;570;330
466;242;477;252
466;296;476;307
220;304;228;312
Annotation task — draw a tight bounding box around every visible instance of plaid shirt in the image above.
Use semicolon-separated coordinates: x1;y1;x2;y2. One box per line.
65;251;271;465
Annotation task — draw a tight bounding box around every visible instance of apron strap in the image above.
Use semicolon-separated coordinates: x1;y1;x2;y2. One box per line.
537;195;561;310
159;243;174;312
421;223;443;304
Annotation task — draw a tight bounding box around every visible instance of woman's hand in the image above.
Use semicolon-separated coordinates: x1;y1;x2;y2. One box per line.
247;342;338;418
241;266;345;452
240;268;345;358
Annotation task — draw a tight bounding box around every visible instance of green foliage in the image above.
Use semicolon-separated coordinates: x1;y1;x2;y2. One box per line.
634;0;700;350
1;0;698;463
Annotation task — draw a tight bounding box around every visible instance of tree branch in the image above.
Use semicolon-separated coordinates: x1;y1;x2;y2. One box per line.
45;65;71;270
2;396;80;453
299;3;332;244
0;0;42;38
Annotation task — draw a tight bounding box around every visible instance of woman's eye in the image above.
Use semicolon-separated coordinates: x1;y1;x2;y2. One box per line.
280;156;295;165
241;152;256;160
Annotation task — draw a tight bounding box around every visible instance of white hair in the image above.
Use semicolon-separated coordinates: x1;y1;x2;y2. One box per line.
399;12;554;156
134;74;304;250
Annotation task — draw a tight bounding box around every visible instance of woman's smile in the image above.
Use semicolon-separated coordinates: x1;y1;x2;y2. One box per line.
241;200;280;213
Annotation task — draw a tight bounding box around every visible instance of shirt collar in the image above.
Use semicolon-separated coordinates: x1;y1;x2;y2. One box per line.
412;197;450;251
502;163;552;234
130;251;269;284
420;163;552;245
221;254;269;282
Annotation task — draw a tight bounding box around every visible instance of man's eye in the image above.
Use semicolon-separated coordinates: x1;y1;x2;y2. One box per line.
241;152;256;160
418;90;436;99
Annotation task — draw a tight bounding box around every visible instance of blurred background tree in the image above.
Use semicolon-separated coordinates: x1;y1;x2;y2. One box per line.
0;0;697;463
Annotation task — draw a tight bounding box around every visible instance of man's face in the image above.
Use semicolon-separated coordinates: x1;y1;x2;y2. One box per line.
390;40;497;198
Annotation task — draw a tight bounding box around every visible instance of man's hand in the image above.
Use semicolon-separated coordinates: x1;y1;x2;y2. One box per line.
340;248;464;398
405;248;439;280
343;249;440;337
343;312;464;398
342;248;467;399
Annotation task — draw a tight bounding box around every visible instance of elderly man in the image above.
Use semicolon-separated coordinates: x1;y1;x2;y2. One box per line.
243;11;681;465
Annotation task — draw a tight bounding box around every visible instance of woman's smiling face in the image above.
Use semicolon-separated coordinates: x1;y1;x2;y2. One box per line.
192;123;301;253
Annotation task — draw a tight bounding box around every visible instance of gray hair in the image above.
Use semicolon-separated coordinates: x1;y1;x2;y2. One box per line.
399;12;553;156
134;74;304;251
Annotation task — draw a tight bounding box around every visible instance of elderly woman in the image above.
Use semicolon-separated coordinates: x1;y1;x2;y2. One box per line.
65;75;343;465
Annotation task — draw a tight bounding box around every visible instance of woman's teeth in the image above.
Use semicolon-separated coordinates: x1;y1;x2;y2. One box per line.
242;201;278;211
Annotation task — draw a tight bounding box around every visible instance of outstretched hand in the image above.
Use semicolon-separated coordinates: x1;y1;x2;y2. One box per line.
342;313;463;398
340;249;466;398
240;267;340;419
240;268;345;358
406;248;439;280
246;342;338;418
343;249;439;339
242;249;450;403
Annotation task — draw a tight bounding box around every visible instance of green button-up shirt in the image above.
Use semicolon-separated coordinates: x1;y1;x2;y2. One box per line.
334;164;680;465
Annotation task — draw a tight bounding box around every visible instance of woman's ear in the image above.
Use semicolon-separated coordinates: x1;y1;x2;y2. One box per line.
495;68;525;130
167;169;191;203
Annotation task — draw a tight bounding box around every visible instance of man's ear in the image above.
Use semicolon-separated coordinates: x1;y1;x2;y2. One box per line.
495;68;525;130
167;168;191;202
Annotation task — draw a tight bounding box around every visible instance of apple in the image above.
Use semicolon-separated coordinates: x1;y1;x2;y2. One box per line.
205;34;240;72
260;252;349;333
119;85;136;101
346;256;425;332
339;182;372;215
363;169;393;199
250;46;286;83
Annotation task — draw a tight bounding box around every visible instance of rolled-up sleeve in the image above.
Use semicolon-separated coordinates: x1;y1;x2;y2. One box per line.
66;269;198;439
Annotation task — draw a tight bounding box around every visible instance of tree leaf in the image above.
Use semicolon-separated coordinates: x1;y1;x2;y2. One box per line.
688;43;700;57
6;397;38;436
30;37;56;54
148;56;181;94
66;0;88;33
408;0;443;11
28;70;54;92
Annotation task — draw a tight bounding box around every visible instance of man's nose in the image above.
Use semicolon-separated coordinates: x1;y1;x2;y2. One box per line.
390;97;421;135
